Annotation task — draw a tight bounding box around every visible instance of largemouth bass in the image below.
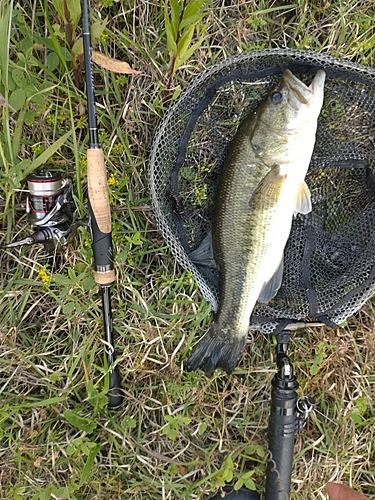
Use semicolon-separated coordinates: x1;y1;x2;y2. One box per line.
186;69;326;374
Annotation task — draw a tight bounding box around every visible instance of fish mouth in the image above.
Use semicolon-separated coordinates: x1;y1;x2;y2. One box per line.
283;69;326;110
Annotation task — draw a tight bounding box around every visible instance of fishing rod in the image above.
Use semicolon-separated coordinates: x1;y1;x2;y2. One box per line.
81;0;123;409
208;330;315;500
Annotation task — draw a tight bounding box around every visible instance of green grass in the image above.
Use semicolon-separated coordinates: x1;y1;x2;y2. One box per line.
1;0;375;499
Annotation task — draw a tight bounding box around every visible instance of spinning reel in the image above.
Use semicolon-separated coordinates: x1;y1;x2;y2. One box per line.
4;170;86;253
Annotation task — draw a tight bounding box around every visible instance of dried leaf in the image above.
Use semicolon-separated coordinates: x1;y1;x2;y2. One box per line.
177;465;188;476
92;51;141;75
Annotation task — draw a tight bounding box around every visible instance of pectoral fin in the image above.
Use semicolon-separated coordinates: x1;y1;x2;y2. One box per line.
249;165;287;209
257;257;284;304
294;180;312;215
188;232;217;268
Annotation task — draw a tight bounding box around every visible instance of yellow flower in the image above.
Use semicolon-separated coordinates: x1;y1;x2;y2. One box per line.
32;144;45;155
46;114;55;125
37;265;51;286
108;173;118;186
75;116;87;129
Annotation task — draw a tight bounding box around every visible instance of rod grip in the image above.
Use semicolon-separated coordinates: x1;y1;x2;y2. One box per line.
87;148;115;286
265;377;298;500
87;149;111;234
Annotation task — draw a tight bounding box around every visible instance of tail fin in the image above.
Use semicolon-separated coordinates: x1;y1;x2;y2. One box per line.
185;323;247;375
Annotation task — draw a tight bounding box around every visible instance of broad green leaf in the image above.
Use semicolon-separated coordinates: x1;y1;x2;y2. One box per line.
51;0;65;23
234;479;244;491
183;0;206;19
178;415;191;424
55;483;79;499
52;273;72;286
20;36;33;53
166;23;178;54
168;0;181;34
123;416;137;428
198;420;207;435
356;396;368;414
83;275;95;291
66;0;82;33
67;267;76;280
175;36;207;70
164;10;178;53
222;468;233;482
71;37;83;59
8;88;26;111
176;25;195;58
243;477;256;491
165;415;175;423
242;471;255;479
350;411;362;424
72;19;108;59
179;12;205;30
12;68;27;87
90;18;108;43
45;14;69;72
310;362;319;376
63;409;97;433
50;0;81;32
34;35;56;52
47;51;60;72
24;111;36;125
63;302;76;315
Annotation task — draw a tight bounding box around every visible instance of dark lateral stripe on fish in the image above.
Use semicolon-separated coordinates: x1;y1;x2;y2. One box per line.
185;323;247;375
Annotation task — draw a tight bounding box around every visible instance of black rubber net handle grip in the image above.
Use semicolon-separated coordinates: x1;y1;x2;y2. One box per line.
107;365;123;409
265;378;298;500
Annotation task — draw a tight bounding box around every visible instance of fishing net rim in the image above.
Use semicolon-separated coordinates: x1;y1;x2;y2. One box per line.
149;48;375;334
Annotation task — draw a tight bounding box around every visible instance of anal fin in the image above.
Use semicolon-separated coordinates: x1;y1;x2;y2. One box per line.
294;180;312;215
257;257;284;304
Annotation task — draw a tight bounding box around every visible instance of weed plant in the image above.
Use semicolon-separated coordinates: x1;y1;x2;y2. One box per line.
1;1;375;499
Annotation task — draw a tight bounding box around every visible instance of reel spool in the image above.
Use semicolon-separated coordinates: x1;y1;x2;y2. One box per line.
26;170;70;226
4;169;81;253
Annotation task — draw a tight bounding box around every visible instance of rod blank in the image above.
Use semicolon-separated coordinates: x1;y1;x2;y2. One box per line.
81;0;123;409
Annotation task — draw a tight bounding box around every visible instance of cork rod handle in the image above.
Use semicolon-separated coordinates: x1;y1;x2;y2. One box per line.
87;149;112;235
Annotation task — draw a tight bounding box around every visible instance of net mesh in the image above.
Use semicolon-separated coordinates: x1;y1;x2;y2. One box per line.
149;49;375;335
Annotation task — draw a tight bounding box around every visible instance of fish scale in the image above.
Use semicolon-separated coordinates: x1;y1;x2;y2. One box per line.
186;69;326;375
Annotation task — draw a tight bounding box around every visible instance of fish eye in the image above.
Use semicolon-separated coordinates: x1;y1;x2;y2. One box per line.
271;92;283;104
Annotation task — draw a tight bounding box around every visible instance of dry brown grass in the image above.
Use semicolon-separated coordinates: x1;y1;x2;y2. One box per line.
1;0;375;499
